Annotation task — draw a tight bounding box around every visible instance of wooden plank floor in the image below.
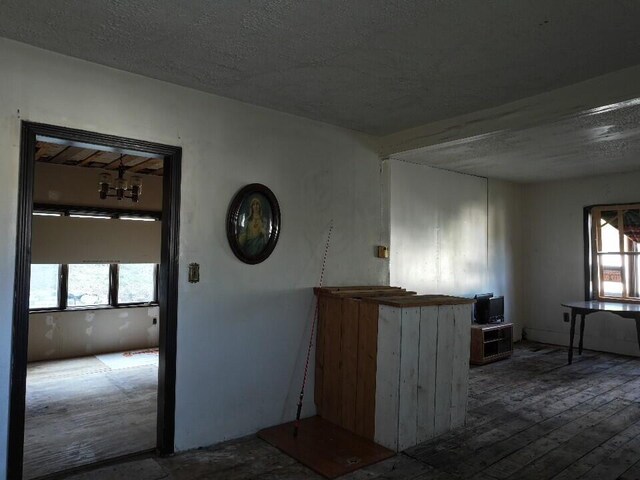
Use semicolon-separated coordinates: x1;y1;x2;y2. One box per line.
24;352;157;479
49;342;640;479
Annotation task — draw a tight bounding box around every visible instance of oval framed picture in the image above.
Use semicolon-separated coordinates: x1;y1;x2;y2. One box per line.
226;183;281;264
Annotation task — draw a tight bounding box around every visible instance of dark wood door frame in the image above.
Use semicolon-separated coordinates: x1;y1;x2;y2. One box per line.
7;122;181;479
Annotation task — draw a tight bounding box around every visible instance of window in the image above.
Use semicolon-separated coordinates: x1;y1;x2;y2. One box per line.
67;264;111;307
589;204;640;302
29;208;160;311
118;263;157;304
29;264;60;309
29;262;159;311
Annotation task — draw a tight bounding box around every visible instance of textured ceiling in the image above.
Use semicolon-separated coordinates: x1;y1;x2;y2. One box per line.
1;1;640;135
391;99;640;183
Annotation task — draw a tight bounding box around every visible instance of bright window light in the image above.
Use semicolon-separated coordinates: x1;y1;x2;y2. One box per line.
33;212;62;217
69;214;110;219
67;264;110;306
118;264;156;303
119;216;156;222
29;264;60;309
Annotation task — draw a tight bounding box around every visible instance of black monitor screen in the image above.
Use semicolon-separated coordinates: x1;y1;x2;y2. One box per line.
474;293;493;324
489;296;504;318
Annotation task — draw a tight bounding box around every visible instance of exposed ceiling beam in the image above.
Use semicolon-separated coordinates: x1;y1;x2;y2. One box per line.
128;158;162;173
377;65;640;158
77;151;101;166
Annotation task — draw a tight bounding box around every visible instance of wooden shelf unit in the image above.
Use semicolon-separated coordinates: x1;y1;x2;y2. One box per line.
470;323;513;365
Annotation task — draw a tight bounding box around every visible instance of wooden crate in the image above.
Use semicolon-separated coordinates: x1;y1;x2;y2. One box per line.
314;286;474;451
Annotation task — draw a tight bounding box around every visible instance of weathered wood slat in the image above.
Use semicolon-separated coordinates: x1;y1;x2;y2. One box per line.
450;304;471;429
321;297;343;426
314;294;328;416
364;295;474;308
374;305;402;450
434;305;455;436
397;307;420;451
340;299;359;432
417;306;438;444
355;301;378;439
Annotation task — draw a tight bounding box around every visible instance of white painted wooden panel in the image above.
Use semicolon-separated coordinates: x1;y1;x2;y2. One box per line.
389;161;488;297
434;305;455;436
374;305;402;451
417;305;438;443
451;304;472;429
397;307;420;451
374;302;471;451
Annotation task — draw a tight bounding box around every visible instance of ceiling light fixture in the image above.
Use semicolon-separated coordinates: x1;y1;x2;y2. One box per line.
98;155;142;202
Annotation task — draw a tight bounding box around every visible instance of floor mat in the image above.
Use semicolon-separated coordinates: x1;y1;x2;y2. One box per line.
96;348;159;370
258;416;395;479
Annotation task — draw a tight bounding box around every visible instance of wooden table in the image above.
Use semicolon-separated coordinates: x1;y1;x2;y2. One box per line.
562;301;640;364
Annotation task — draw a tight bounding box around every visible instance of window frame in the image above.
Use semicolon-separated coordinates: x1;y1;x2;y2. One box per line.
29;206;160;313
585;202;640;304
29;262;159;313
27;264;63;312
113;263;160;307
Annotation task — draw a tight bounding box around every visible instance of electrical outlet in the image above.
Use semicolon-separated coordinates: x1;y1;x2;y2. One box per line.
152;317;157;325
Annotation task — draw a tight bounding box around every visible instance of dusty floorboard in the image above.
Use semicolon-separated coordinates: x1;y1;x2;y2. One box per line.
24;353;157;479
45;342;640;479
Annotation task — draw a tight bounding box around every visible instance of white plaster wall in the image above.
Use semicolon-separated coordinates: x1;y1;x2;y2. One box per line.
28;306;159;362
523;170;640;356
389;161;488;295
0;37;387;471
487;179;524;340
389;162;523;339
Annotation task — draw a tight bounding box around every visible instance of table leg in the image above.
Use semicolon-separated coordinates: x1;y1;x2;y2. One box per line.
568;310;577;364
578;314;586;355
635;317;640;353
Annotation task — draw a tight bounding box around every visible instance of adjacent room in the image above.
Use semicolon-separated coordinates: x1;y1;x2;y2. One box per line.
1;2;640;480
24;141;164;478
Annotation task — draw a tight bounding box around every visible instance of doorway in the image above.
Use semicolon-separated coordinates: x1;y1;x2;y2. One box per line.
8;122;181;479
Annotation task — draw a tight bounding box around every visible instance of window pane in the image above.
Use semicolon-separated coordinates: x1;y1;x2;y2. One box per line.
636;256;640;297
29;264;59;309
599;254;624;297
600;213;620;252
600;253;622;268
67;264;110;307
118;264;156;304
623;209;640;252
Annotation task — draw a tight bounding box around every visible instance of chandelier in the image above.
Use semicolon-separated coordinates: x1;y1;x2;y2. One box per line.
98;155;142;203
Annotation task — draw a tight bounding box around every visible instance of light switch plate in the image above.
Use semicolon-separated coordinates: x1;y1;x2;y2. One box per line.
188;263;200;283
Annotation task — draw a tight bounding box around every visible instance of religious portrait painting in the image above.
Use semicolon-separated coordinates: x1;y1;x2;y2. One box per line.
226;184;281;264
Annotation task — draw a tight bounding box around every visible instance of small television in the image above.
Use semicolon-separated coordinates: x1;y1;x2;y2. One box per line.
474;293;504;324
489;296;505;323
